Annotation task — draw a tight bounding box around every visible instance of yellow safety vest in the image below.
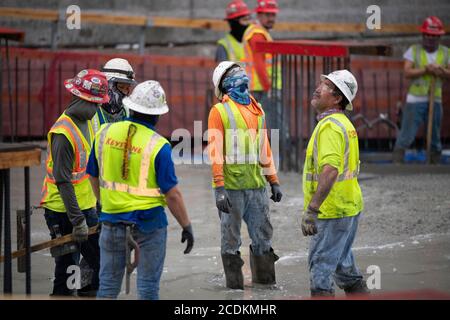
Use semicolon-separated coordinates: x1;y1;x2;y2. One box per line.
214;99;267;190
409;45;449;99
242;23;282;91
303;113;363;219
217;33;245;62
40;113;96;212
95;121;168;213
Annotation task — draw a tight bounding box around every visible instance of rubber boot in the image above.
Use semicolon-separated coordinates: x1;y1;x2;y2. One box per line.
430;151;442;165
249;245;279;285
221;252;244;290
344;280;370;295
392;148;405;164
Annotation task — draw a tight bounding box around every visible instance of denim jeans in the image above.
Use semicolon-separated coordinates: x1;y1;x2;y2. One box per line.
395;101;443;152
97;223;167;300
218;188;272;256
308;214;363;295
44;208;100;296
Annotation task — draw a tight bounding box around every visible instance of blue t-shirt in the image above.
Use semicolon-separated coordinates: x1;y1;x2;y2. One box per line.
86;117;177;233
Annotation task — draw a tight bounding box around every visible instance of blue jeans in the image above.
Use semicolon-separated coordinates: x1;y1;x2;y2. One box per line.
218;188;272;256
308;214;363;295
44;208;100;295
395;102;442;152
97;223;167;300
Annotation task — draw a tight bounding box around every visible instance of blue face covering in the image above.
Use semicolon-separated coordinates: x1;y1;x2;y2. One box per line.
222;68;251;105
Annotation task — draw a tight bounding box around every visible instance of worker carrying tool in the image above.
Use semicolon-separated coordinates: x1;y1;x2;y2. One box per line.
393;16;449;164
40;69;109;297
242;0;282;131
216;0;252;63
301;69;369;297
92;58;136;133
87;80;194;300
208;61;282;290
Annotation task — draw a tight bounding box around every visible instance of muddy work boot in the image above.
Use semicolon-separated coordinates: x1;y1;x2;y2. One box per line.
311;290;335;298
344;280;370;295
221;252;244;290
392;148;405;164
249;245;279;285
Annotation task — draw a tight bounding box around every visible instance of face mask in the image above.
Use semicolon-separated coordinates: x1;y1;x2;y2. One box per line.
221;67;251;105
422;35;439;52
102;82;126;114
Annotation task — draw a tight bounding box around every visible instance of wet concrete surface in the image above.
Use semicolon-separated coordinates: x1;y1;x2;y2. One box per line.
1;156;450;299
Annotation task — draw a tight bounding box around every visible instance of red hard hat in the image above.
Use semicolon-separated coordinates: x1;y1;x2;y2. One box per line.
255;0;279;13
420;16;445;35
64;69;110;104
225;0;251;20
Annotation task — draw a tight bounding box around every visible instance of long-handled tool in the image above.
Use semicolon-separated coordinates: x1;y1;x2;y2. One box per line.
0;226;98;263
426;76;436;164
125;224;139;295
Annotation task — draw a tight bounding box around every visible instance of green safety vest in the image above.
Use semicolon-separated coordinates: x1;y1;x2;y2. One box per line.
40;113;96;212
95;121;168;213
303;113;363;219
215;99;267;190
242;23;282;91
409;45;449;99
91;107;127;134
217;33;245;62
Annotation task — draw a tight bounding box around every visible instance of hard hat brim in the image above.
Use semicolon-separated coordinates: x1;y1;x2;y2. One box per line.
320;74;353;111
255;8;279;13
64;79;110;104
108;76;137;85
420;27;445;35
123;96;169;115
214;62;246;100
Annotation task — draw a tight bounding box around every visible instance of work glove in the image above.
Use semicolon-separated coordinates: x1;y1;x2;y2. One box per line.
215;186;232;214
181;224;194;254
72;218;89;243
270;183;283;202
301;206;320;237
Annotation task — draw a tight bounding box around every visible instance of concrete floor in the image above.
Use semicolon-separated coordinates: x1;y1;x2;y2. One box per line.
1;155;450;299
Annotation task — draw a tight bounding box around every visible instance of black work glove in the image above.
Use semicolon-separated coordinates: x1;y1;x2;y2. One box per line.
72;218;89;242
270;183;283;202
181;224;194;254
301;206;320;237
215;186;232;214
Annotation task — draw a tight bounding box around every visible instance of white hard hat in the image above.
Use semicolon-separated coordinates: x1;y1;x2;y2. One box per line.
102;58;136;84
321;69;358;111
212;61;245;100
122;80;169;115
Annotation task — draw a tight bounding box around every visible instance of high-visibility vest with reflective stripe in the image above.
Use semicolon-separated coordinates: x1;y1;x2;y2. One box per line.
95;121;168;214
217;33;245;62
242;23;282;91
92;107;127;134
215;100;266;190
302;113;363;219
408;45;449;99
40;113;96;212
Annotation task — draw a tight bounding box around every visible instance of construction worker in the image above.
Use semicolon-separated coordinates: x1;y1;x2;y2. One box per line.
242;0;282;132
216;0;252;63
208;61;282;290
92;58;136;133
87;80;194;300
393;16;450;164
301;70;369;297
40;69;109;296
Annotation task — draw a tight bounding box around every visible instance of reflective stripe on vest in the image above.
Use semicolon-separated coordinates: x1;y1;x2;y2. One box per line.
92;108;106;134
222;101;264;164
242;23;281;91
46;117;89;183
97;124;163;197
305;117;359;182
218;34;245;62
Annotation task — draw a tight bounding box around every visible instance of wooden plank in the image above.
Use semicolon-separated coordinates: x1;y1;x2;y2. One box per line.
0;148;41;169
0;226;98;263
1;7;448;34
